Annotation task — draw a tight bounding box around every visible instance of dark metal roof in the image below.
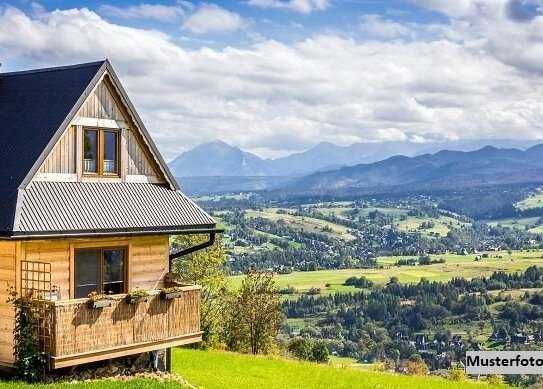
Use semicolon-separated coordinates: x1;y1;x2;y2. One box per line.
14;182;215;236
0;61;105;232
0;61;214;237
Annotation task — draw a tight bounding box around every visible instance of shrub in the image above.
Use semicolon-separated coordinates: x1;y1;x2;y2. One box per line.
306;287;321;295
404;355;429;375
288;338;313;361
448;367;467;381
9;288;47;382
311;341;329;363
288;338;329;363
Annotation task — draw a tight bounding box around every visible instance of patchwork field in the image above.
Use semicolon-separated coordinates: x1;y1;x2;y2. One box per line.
486;217;543;230
245;209;355;240
229;251;543;294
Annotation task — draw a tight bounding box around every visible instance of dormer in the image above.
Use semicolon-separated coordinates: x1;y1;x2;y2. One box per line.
32;68;168;185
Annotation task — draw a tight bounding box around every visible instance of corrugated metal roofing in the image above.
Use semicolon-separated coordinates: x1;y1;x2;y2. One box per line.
0;61;215;237
0;61;105;232
15;182;215;236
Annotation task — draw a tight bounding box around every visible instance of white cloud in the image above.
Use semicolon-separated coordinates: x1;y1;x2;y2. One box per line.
182;4;244;34
0;5;542;160
99;3;184;22
360;14;411;38
247;0;330;14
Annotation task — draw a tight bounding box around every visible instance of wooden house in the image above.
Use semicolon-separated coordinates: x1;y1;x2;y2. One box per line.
0;60;218;370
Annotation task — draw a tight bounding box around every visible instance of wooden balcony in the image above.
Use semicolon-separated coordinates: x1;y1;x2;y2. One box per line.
46;286;201;369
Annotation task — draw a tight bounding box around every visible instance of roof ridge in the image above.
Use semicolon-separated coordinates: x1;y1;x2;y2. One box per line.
0;60;106;77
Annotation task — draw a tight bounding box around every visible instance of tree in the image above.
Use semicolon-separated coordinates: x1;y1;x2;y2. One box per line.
172;234;228;347
288;338;313;361
311;340;329;363
225;271;282;354
404;354;429;375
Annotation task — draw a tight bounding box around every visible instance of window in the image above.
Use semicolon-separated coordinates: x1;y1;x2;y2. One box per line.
83;129;119;175
74;248;125;298
83;130;98;174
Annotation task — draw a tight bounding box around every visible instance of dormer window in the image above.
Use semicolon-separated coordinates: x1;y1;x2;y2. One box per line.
83;129;119;176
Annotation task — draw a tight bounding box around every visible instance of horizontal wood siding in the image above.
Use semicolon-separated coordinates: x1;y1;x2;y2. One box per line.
22;235;168;299
50;288;200;358
0;242;16;365
131;236;169;290
39;126;76;174
23;240;70;299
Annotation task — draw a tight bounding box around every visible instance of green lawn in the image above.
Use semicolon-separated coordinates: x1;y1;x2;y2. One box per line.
229;251;543;294
171;348;503;389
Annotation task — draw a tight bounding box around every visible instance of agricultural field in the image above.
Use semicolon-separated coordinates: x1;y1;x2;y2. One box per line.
245;208;355;241
515;189;543;210
229;251;543;295
313;206;406;220
395;215;468;236
485;217;542;232
171;348;502;389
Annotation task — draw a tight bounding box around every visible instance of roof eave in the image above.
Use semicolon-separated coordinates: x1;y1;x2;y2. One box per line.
0;225;221;240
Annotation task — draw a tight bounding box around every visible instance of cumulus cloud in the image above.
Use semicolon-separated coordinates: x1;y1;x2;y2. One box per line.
360;14;411;38
182;3;245;34
247;0;330;14
99;3;185;22
0;5;542;159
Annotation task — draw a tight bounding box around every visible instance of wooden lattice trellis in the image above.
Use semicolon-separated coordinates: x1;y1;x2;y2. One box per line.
20;261;55;367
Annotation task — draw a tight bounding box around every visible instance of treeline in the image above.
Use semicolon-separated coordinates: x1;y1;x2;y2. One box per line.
283;266;543;363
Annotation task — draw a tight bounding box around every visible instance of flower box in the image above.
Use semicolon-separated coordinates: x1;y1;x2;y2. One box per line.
88;298;115;309
160;290;184;300
125;294;151;304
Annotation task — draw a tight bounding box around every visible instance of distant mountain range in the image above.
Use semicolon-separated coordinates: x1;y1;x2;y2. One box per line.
168;139;543;195
286;144;543;193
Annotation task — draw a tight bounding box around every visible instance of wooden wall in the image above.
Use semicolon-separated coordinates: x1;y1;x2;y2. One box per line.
126;130;160;178
39;126;76;174
21;235;169;300
0;242;16;366
76;79;124;121
35;74;165;183
0;235;170;367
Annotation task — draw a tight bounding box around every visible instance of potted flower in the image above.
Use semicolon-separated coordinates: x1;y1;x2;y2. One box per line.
87;291;115;309
160;286;184;300
125;288;151;304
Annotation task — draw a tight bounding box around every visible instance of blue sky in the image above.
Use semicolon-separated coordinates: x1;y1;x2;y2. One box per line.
1;1;543;159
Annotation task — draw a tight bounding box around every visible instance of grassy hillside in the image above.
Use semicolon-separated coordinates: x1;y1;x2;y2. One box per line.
245;209;355;240
172;348;502;389
0;379;186;388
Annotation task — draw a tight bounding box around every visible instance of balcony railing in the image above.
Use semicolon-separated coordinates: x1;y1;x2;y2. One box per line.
45;286;201;368
83;159;96;173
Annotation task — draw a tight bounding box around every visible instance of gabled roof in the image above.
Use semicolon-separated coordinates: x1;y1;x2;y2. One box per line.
0;61;214;237
0;61;104;231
